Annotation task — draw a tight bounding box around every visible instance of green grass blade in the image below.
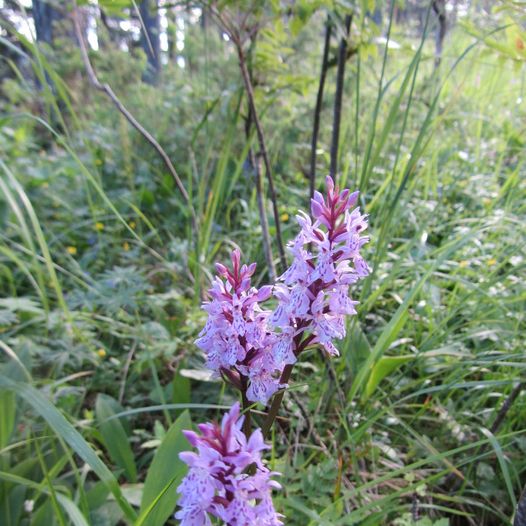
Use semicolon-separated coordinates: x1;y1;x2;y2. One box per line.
0;374;137;522
95;394;137;483
139;410;192;526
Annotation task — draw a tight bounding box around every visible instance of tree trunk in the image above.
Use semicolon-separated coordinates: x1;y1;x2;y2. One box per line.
433;0;447;69
32;0;60;45
309;18;331;199
329;14;352;181
139;0;161;84
166;7;177;62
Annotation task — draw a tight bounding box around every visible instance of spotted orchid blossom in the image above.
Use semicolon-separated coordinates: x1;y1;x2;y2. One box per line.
175;403;283;526
270;175;370;357
195;249;272;370
195;176;369;404
185;177;369;526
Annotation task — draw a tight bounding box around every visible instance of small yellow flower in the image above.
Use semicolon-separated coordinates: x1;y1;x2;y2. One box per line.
488;258;497;266
280;213;289;222
97;348;107;358
459;260;468;268
67;246;77;255
94;222;105;231
129;221;136;230
95;159;103;166
123;241;130;251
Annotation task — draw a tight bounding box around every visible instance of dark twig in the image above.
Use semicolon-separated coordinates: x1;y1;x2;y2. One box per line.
309;18;332;199
329;14;352;180
444;380;525;490
319;348;346;412
72;5;196;230
515;484;526;526
490;381;524;434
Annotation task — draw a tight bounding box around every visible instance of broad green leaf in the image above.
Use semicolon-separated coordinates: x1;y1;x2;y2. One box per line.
363;355;413;401
135;475;180;526
96;394;137;482
0;485;25;526
172;370;191;416
138;410;191;526
0;374;137;522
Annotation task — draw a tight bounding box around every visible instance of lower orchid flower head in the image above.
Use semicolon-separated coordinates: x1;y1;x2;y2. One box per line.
175;403;283;526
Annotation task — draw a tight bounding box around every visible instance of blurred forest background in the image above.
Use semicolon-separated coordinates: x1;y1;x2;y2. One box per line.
0;1;525;525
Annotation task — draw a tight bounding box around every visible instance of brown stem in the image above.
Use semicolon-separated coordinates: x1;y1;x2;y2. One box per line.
71;5;196;231
329;14;352;181
236;45;287;273
444;380;525;491
515;483;526;526
261;332;315;437
240;376;252;438
261;363;293;438
309;18;332;199
490;381;525;434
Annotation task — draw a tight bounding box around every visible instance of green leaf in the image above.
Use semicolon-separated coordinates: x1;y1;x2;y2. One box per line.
138;410;191;526
0;374;137;522
349;266;435;402
96;394;137;483
363;355;413;401
480;427;517;511
172;370;191;412
0;389;16;449
0;471;89;526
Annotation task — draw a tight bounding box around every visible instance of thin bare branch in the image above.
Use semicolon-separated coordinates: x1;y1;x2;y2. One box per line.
72;5;196;229
490;381;525;434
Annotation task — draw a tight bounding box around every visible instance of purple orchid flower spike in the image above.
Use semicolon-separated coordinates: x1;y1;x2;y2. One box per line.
270;175;369;357
195;249;283;405
195;176;369;405
175;403;283;526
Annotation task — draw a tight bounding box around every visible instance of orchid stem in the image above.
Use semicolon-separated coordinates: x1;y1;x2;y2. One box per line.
241;376;252;438
262;364;293;438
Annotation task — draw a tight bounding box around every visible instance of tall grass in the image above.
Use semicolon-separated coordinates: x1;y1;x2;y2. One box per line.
0;4;524;526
